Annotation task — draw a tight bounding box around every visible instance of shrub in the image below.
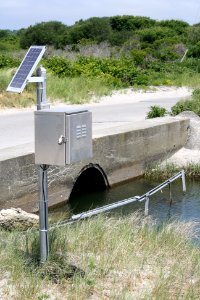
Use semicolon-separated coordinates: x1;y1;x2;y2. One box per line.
188;41;200;58
134;73;149;85
0;54;20;69
146;105;168;118
68;17;111;44
44;56;76;77
98;57;138;85
130;49;147;65
171;88;200;116
0;36;20;51
44;55;140;87
171;99;194;115
19;21;67;49
192;88;200;99
136;26;176;44
110;16;156;31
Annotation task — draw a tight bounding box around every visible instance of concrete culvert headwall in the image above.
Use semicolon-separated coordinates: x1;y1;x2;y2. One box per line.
69;164;109;199
0;117;189;212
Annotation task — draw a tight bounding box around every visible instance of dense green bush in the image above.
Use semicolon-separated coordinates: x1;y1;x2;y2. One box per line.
171;99;194;115
136;26;176;44
192;88;200;99
182;58;200;73
110;16;156;31
158;19;189;35
73;56;104;76
154;45;180;61
0;36;20;51
0;54;20;68
19;21;68;49
187;25;200;44
146;105;168;118
152;37;184;61
44;56;76;77
44;55;140;87
188;41;200;58
43;51;200;89
130;49;147;65
108;30;134;46
0;29;20;52
14;15;192;53
67;17;111;45
171;88;200;116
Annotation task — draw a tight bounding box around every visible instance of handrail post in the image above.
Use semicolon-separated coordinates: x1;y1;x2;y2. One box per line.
169;183;172;206
145;195;150;216
181;170;186;193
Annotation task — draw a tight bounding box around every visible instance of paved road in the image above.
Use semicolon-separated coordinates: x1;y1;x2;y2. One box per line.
0;94;188;151
87;96;181;124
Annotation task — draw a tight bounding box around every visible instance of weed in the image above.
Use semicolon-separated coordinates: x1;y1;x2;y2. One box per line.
146;105;168;119
144;162;200;180
171;88;200;116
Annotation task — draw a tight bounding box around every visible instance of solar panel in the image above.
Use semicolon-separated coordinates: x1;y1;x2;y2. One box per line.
7;46;46;93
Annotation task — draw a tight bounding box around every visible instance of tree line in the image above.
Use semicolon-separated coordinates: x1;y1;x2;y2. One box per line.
0;15;200;59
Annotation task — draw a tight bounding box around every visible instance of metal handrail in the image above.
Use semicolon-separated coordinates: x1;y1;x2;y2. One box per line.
49;170;186;229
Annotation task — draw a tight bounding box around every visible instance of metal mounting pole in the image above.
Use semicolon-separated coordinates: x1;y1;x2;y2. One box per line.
36;65;50;111
36;66;50;263
38;164;49;263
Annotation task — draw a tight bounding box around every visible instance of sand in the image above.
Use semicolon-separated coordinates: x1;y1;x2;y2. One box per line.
0;86;192;114
90;86;192;106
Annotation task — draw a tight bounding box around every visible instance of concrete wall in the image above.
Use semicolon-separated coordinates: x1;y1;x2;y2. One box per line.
0;117;189;212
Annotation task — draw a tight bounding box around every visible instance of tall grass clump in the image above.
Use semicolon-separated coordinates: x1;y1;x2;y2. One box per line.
46;74;113;104
145;162;200;181
0;69;36;109
0;213;200;299
0;69;11;92
0;91;36;109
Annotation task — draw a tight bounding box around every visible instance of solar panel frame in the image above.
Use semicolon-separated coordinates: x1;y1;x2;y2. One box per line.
7;46;46;93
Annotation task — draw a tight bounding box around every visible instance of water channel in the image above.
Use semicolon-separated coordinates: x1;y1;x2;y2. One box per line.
52;177;200;226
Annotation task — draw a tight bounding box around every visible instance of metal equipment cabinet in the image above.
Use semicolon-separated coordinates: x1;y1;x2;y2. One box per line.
35;107;92;166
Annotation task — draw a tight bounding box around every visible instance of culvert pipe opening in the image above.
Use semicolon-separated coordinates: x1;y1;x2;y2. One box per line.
69;166;109;213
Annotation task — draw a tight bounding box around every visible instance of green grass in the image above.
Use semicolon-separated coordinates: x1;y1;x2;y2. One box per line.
0;69;114;108
0;213;200;299
0;91;35;109
0;69;35;109
145;162;200;181
147;66;200;89
172;72;200;88
46;74;113;104
171;88;200;117
0;60;200;108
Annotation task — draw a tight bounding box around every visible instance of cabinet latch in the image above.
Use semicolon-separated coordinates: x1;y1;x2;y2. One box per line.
58;135;67;145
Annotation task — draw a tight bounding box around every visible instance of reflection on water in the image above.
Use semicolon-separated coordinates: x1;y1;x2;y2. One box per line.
69;178;200;224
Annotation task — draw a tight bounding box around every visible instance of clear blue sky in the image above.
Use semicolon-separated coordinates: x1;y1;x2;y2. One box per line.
1;0;200;30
